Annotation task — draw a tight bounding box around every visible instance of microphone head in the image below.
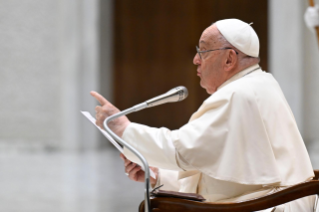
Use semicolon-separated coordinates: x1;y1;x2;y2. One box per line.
167;86;188;102
146;86;188;108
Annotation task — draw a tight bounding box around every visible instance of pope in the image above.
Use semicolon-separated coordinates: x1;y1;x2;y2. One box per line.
91;19;316;211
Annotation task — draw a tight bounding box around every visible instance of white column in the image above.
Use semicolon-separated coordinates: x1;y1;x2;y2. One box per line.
303;1;319;168
0;0;102;151
0;0;64;151
59;0;100;150
269;0;319;168
95;0;114;147
269;0;305;133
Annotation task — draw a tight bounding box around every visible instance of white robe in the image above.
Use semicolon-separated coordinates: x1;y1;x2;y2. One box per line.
122;64;316;211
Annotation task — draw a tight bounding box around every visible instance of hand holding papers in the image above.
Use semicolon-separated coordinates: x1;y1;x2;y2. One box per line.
81;111;156;179
89;88;188;212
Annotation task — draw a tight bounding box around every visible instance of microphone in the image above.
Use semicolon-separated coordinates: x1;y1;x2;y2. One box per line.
145;86;188;108
126;86;188;113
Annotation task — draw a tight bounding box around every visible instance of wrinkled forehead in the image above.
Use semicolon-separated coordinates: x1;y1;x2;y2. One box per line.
199;24;222;47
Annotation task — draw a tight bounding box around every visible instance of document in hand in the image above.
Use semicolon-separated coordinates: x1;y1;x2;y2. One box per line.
81;111;156;179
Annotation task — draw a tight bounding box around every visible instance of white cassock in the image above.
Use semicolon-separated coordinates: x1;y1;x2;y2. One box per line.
122;64;317;212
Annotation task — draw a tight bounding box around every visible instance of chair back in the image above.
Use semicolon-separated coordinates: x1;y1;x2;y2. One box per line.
314;170;319;180
140;170;319;212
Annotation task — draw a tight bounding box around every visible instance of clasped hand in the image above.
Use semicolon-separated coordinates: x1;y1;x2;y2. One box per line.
120;153;158;185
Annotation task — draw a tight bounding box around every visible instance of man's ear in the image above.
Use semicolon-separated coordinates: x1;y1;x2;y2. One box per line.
224;50;237;71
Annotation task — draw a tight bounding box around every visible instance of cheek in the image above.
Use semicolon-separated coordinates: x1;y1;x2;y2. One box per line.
202;61;218;80
201;62;222;90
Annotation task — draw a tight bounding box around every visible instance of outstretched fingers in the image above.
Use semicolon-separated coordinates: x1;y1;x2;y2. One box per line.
90;91;108;106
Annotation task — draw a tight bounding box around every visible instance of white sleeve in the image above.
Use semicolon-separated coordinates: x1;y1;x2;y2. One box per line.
122;123;184;171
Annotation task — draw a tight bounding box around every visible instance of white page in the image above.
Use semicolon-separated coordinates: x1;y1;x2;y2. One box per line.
81;111;123;152
81;111;156;179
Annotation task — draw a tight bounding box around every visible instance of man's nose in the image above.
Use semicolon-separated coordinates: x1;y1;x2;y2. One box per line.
193;53;201;65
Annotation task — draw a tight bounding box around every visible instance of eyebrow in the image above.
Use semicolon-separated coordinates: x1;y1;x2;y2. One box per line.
199;40;207;47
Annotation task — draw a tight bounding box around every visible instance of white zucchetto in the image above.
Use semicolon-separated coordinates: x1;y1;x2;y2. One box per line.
215;19;259;57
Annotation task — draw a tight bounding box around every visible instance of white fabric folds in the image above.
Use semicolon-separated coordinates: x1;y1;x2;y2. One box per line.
123;65;314;187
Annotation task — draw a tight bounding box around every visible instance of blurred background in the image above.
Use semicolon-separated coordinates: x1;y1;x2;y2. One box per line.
0;0;318;211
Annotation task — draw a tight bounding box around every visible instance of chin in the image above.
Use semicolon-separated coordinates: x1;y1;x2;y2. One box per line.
200;80;205;89
206;90;213;95
200;83;210;94
205;86;216;95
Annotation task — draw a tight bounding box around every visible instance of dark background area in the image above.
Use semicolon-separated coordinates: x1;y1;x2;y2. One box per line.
101;0;268;130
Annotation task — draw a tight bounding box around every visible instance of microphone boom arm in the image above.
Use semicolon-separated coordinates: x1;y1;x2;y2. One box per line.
102;86;188;212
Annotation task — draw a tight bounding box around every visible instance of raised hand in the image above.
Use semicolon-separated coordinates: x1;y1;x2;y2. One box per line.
90;91;130;137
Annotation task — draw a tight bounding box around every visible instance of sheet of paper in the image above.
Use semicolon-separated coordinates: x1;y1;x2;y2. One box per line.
81;111;156;179
81;111;123;152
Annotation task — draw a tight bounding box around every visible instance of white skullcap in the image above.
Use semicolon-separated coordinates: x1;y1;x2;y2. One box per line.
215;19;259;57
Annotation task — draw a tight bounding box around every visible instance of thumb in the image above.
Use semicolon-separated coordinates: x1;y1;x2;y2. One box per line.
90;91;108;105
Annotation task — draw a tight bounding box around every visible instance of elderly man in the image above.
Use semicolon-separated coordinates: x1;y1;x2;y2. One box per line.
91;19;315;211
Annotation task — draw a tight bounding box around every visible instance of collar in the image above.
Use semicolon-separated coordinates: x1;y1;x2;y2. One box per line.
217;64;261;91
